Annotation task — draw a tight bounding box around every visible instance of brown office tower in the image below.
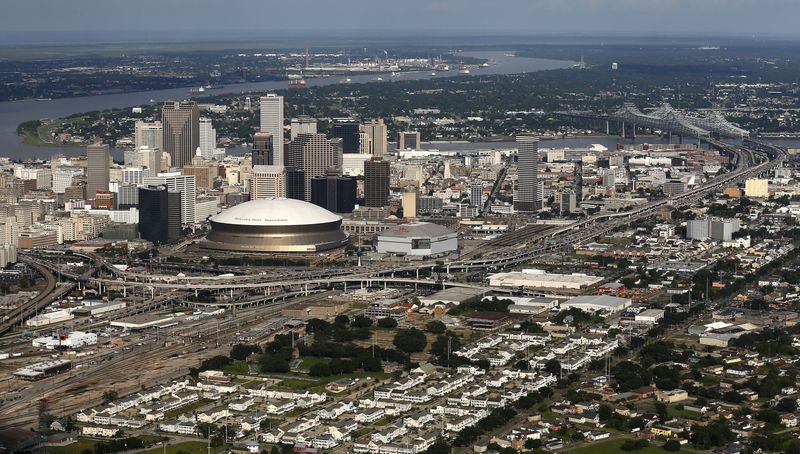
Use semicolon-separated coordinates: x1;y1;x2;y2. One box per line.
286;133;341;201
86;143;110;198
252;132;274;166
364;158;390;208
161;101;200;169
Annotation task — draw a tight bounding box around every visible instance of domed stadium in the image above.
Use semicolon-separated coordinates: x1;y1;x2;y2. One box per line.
202;198;349;253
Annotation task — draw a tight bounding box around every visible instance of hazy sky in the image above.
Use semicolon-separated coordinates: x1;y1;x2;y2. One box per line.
1;0;798;38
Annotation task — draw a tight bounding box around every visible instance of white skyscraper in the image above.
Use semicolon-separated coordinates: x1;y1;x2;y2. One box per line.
135;121;163;151
360;119;388;157
290;116;317;141
143;172;196;225
260;94;284;166
198;118;216;160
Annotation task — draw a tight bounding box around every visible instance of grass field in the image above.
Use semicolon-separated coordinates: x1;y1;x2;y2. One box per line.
223;361;250;375
51;439;101;454
567;439;690;453
51;436;166;454
139;441;222;454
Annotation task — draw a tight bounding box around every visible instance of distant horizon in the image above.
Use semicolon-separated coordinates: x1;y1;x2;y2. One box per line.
2;29;800;47
2;0;799;44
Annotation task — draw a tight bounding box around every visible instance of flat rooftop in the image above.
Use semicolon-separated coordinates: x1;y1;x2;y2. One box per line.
110;313;180;330
419;287;487;304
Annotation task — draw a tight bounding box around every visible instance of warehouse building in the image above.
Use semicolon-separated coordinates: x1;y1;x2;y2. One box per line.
634;309;665;324
26;309;74;327
374;222;458;257
561;295;632;315
32;331;97;350
488;269;603;290
418;287;486;307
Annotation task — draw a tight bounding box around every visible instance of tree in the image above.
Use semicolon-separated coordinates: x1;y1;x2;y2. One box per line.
334;315;350;326
426;440;451;454
309;362;332;377
524;439;541;449
655;402;668;421
543;359;561;375
776;397;798;413
662;439;681;452
102;390;118;402
425;320;446;334
306;318;331;334
377;317;398;329
230;344;261;361
260;355;290;373
352;315;373;328
393;328;427;353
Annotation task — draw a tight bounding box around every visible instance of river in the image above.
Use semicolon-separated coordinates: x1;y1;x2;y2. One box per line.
0;51;575;161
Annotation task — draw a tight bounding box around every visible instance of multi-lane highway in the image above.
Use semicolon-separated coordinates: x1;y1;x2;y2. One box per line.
7;140;786;327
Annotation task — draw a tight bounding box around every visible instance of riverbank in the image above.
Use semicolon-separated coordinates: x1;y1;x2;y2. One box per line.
0;51;575;161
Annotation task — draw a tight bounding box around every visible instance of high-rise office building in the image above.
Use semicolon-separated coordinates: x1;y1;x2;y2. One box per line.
286;169;305;201
557;190;577;214
117;184;139;209
359;132;371;155
135;121;163;151
143;172;196;225
52;169;82;194
398;131;421;150
333;118;361;153
402;191;419;218
573;161;583;202
310;169;356;214
86;144;110;199
514;135;539;212
121;167;149;186
360;119;388;157
138;185;181;243
469;182;484;207
251;165;286;199
290;116;317;140
364;158;390;208
259;94;284;166
198;118;216;160
162;101;200;169
287;133;341;201
252;132;273;166
136;146;161;171
183;161;217;191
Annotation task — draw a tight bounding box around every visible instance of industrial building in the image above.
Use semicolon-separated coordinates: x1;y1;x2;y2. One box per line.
560;295;632;314
203;198;349;253
503;297;559;315
32;331;97;349
487;269;603;290
634;309;665;324
417;287;486;307
374;222;458;257
26;309;74;327
14;360;72;380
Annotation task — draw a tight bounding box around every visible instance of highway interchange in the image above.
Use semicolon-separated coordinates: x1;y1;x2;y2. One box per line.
0;137;787;430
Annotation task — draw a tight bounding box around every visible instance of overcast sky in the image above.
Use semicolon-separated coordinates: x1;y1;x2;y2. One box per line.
1;0;798;38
